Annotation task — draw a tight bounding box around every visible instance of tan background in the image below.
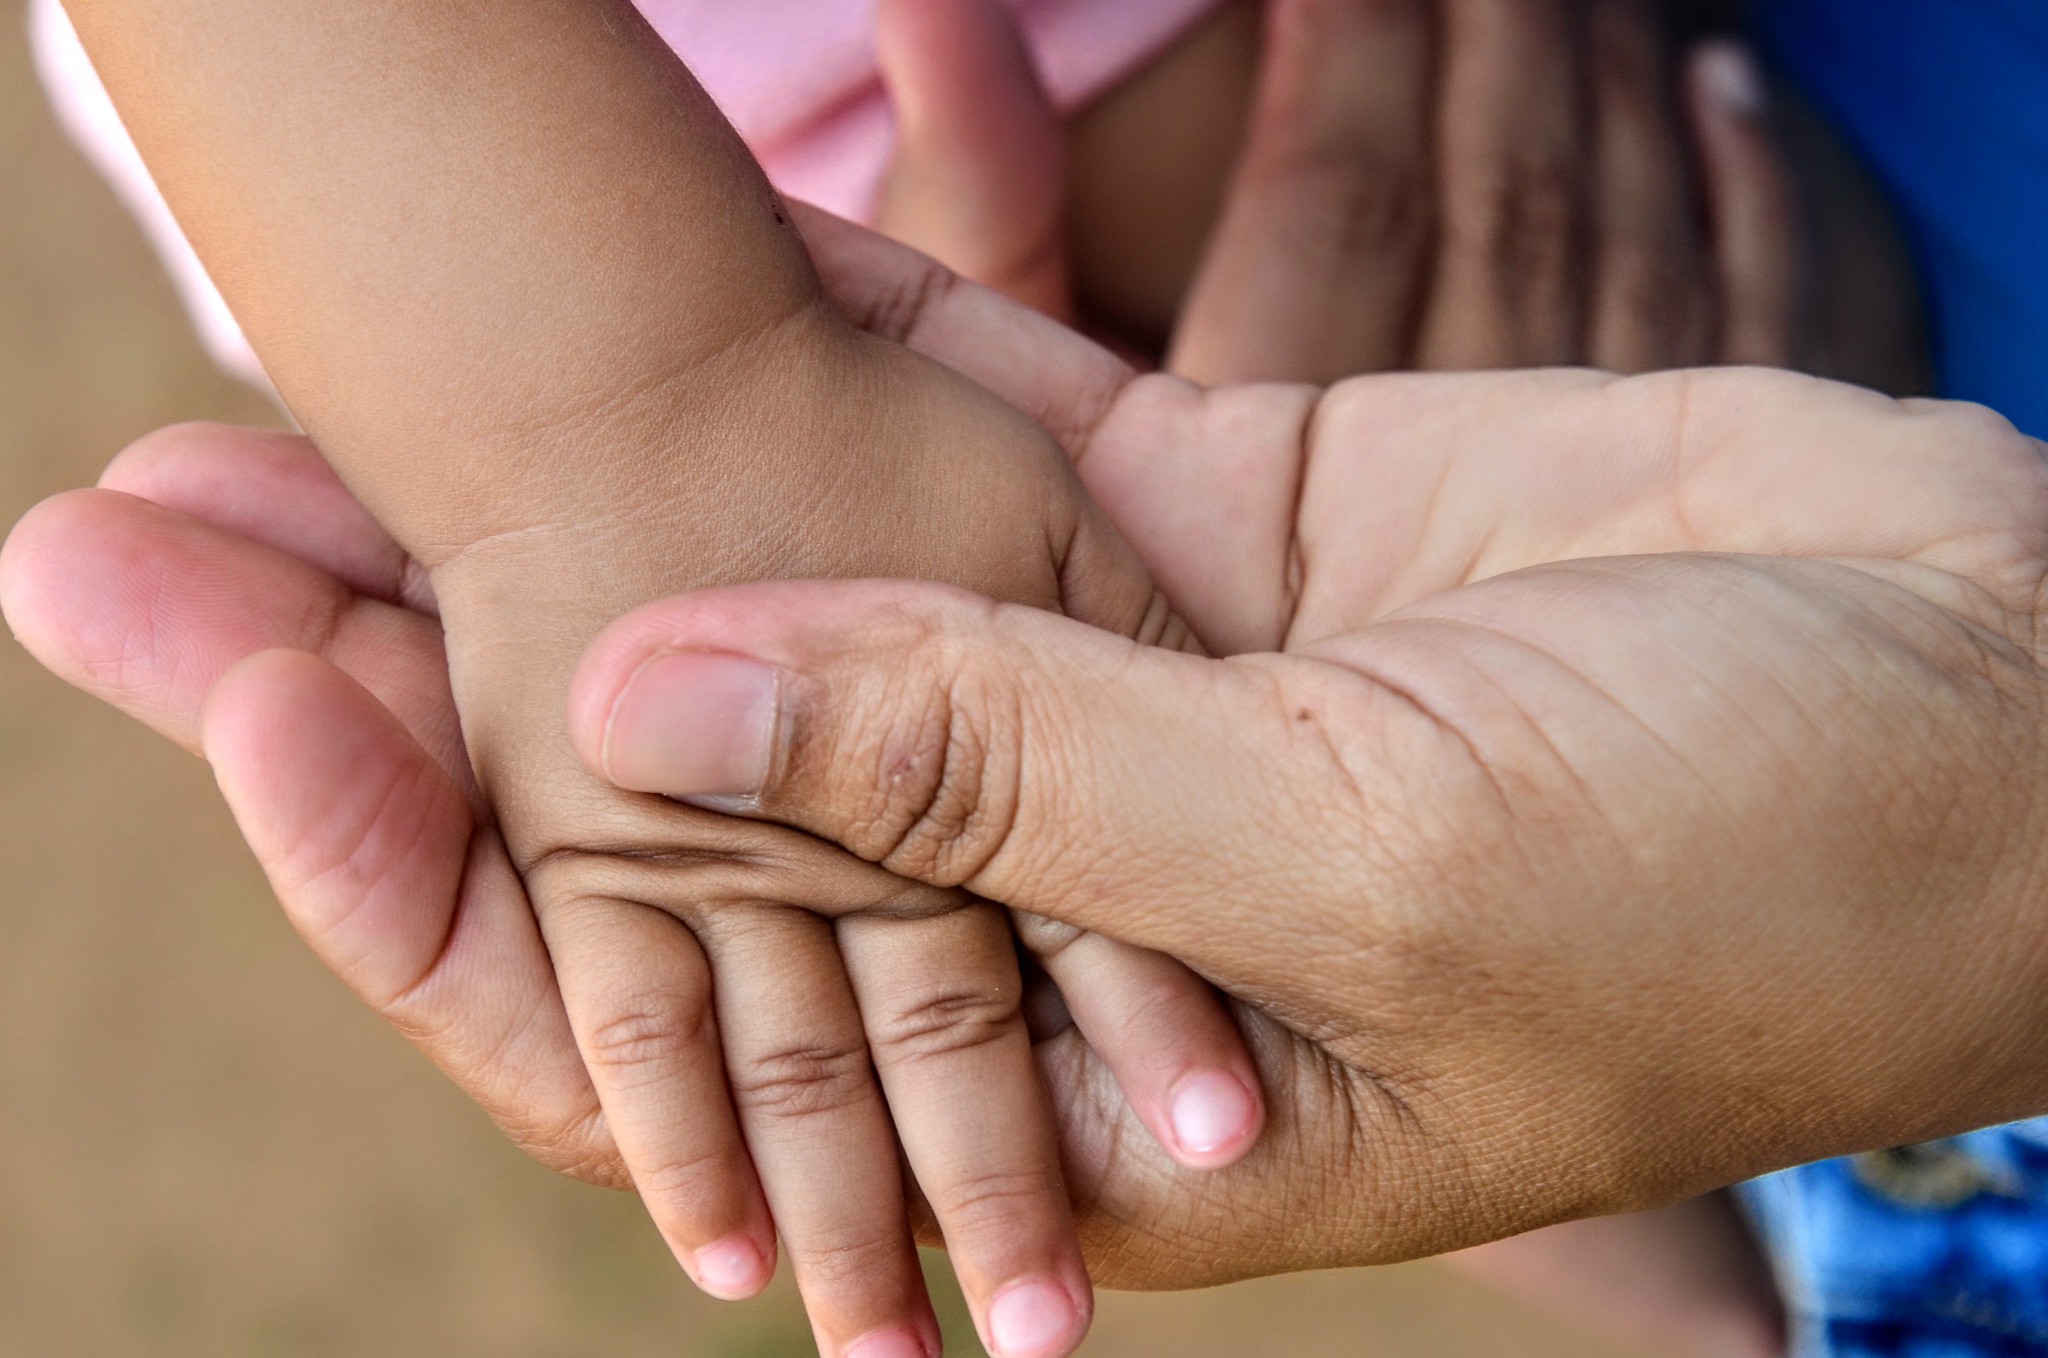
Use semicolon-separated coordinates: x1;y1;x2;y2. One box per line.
0;9;1642;1354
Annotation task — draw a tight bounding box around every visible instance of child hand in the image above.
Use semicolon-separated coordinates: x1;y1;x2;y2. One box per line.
52;3;1262;1355
874;0;1797;384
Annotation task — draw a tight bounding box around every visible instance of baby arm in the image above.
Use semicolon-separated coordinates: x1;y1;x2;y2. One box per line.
59;3;1261;1356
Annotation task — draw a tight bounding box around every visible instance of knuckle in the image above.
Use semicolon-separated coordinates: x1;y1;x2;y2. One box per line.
507;1105;632;1190
841;257;959;347
837;647;1025;889
1448;152;1586;284
865;977;1022;1067
788;1223;910;1292
927;1165;1062;1229
1278;155;1434;266
583;1001;712;1090
729;1039;875;1120
1589;0;1661;91
631;1144;745;1208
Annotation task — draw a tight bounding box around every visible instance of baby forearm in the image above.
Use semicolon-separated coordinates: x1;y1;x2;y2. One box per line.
62;0;817;553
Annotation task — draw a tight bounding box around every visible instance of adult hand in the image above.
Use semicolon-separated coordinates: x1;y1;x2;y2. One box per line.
564;367;2048;1285
12;216;2043;1287
876;0;1795;382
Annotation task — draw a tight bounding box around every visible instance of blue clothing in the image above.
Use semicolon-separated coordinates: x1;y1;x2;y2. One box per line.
1732;5;2048;1353
1754;0;2048;435
1740;1126;2048;1356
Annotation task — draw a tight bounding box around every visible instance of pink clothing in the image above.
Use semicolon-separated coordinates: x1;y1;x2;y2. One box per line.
29;0;1222;385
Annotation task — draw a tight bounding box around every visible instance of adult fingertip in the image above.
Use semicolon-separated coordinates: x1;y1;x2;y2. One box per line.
0;490;70;641
1691;40;1767;124
583;649;783;803
98;420;259;493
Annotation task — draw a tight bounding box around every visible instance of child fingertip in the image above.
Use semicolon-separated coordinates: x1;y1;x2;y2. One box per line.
1168;1069;1262;1167
692;1234;771;1300
986;1277;1087;1358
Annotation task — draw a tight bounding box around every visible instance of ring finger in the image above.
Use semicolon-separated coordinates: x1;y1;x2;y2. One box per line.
840;906;1093;1358
696;906;943;1358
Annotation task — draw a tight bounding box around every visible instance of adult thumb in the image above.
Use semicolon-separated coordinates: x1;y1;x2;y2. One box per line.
567;579;1370;962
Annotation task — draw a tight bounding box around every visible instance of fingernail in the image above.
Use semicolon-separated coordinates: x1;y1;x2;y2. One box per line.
1169;1071;1259;1163
987;1278;1081;1358
692;1235;768;1300
1697;42;1767;120
844;1327;932;1358
601;652;779;801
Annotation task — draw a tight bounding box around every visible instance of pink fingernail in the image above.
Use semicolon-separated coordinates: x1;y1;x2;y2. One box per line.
601;651;780;800
692;1235;767;1300
844;1326;932;1358
1697;42;1767;120
1170;1071;1258;1163
987;1279;1081;1358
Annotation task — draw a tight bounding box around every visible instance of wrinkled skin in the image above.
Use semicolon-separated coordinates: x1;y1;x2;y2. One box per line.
566;354;2048;1285
13;225;2047;1286
47;3;1263;1352
878;0;1800;382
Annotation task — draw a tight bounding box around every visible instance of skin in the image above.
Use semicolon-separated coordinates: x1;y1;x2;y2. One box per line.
54;3;1267;1356
894;0;1920;393
11;0;1915;1352
568;359;2048;1285
13;220;2041;1304
879;7;1795;1346
28;0;1802;1352
886;0;1796;379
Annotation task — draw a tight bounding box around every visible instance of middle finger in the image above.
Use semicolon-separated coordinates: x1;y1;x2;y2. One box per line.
840;907;1093;1358
1583;0;1715;371
1417;0;1594;367
695;906;944;1358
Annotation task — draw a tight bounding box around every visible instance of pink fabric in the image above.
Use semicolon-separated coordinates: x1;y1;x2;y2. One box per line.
29;0;1223;386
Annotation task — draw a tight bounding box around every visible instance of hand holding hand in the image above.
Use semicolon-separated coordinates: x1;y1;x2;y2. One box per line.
569;365;2048;1284
16;210;2045;1289
35;3;1265;1351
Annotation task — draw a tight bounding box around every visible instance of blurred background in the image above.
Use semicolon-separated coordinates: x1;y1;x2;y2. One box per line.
0;9;1646;1354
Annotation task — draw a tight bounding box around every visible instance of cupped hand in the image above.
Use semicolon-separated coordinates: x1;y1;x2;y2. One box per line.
13;212;2047;1288
570;367;2048;1283
0;207;1245;1357
54;0;1277;1346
